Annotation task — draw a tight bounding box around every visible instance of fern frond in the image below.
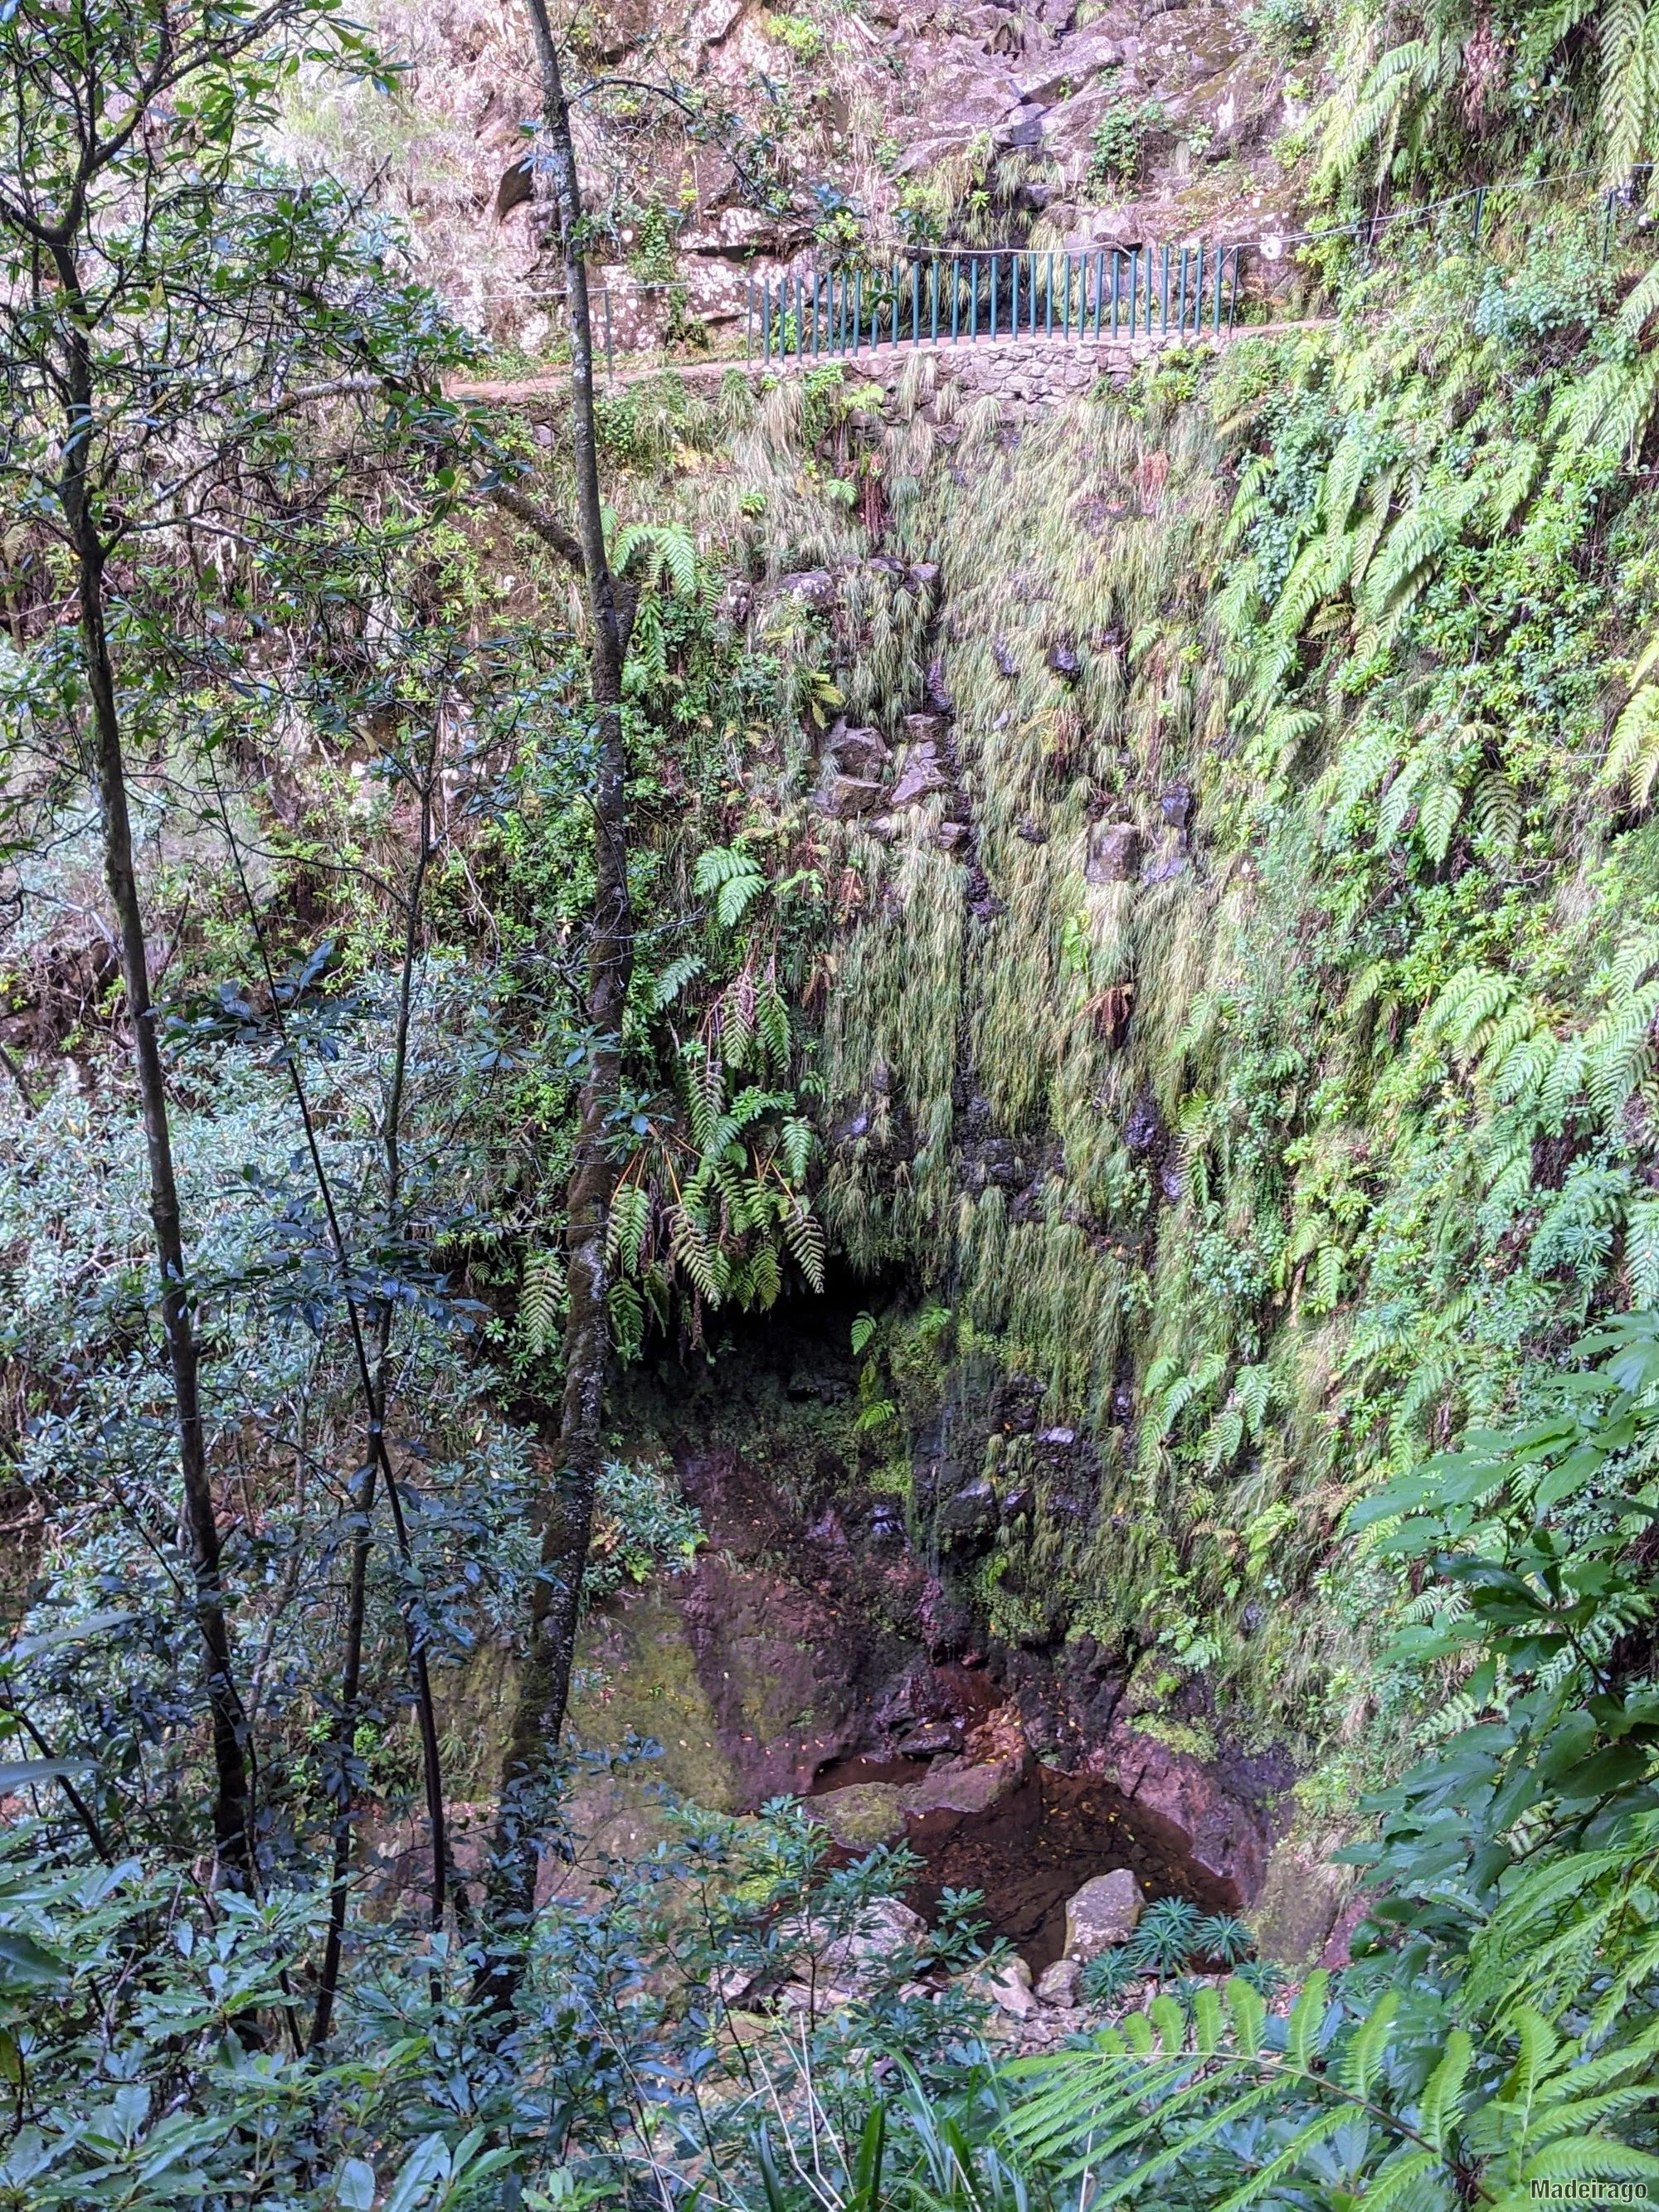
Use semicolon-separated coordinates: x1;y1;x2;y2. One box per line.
1606;680;1659;805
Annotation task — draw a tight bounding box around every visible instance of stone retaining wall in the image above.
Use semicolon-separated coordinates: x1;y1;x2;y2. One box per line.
451;323;1274;424
816;329;1221;423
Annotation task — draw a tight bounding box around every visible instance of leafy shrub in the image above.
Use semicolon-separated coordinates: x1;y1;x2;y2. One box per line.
1126;1895;1207;1977
766;9;825;61
1087;96;1167;192
1078;1898;1262;2004
991;1315;1659;2209
1248;0;1317;61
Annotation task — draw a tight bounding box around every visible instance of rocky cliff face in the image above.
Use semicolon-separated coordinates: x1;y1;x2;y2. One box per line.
308;0;1356;1957
293;0;1311;352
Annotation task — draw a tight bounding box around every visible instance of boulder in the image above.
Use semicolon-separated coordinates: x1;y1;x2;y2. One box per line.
936;821;971;854
1086;820;1142;882
974;1954;1037;2019
907;1752;1024;1820
815;1897;929;1986
936;1473;998;1541
1035;1957;1082;2007
816;774;883;818
903;712;950;746
1249;1838;1356;1969
808;1781;909;1848
890;742;951;809
1064;1869;1145;1962
779;568;839;612
1160;784;1194;830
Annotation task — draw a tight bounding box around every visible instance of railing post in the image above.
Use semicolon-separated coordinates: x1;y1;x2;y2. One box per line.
911;256;920;343
992;254;1000;343
1472;185;1486;247
1010;252;1017;338
1227;244;1242;329
762;277;771;364
1045;251;1054;336
853;269;862;354
1110;248;1121;337
931;256;939;343
952;255;961;343
971;255;980;341
1213;243;1223;332
1160;243;1169;333
604;288;613;377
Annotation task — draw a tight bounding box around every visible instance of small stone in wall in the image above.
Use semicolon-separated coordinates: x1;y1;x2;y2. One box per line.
825;722;891;780
889;743;951;809
1064;1868;1145;1962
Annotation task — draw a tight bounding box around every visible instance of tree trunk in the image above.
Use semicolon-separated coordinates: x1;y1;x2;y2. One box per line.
76;537;254;1879
484;0;633;1956
50;222;255;1882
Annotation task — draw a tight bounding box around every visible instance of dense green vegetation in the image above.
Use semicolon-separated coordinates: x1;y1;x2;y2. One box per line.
3;0;1659;2204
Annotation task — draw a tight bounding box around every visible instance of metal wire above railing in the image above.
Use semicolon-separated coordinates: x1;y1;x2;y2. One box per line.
741;164;1659;369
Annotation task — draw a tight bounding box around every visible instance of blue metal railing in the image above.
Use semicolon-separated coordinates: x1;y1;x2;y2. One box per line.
745;243;1246;363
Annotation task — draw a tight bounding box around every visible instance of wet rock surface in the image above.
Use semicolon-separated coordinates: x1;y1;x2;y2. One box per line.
572;1292;1296;1966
